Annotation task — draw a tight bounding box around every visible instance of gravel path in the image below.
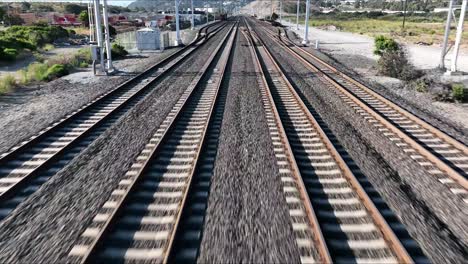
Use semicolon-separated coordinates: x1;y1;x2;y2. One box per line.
0;49;180;154
0;26;232;264
197;26;301;263
254;21;468;263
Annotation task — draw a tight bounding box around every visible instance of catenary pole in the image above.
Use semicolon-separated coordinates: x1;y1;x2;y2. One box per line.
175;0;182;46
102;0;112;72
191;0;195;29
302;0;310;44
93;0;105;73
296;0;300;30
450;0;467;72
440;0;454;69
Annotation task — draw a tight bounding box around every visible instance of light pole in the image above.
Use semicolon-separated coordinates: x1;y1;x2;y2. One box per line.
302;0;310;45
296;0;300;30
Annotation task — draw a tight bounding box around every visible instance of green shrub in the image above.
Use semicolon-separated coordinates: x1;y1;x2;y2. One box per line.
0;48;18;61
44;64;69;80
0;74;16;94
374;35;399;55
111;43;128;59
377;50;420;81
452;83;466;102
413;79;428;93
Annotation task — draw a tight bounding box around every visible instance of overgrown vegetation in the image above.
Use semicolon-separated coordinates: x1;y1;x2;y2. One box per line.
0;43;129;95
0;25;69;61
374;35;420;81
0;47;93;94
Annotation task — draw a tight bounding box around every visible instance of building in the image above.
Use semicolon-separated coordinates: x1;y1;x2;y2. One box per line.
51;14;82;26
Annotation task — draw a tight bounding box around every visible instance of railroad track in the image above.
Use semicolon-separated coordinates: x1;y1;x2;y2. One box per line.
252;18;468;203
0;22;228;220
243;18;427;263
68;21;237;263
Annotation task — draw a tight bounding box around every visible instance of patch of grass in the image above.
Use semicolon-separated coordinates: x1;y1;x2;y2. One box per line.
42;43;55;51
27;62;49;81
452;83;466;102
0;74;16;94
18;69;28;85
289;14;468;45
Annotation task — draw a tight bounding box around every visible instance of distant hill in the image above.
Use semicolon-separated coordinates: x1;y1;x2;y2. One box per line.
128;0;254;11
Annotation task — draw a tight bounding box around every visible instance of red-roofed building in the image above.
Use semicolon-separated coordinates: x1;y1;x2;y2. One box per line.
51;14;82;26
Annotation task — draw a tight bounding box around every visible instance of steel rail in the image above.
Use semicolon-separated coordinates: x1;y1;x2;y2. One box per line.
71;21;238;264
256;20;468;192
246;17;414;264
242;23;332;264
162;21;238;264
0;22;228;209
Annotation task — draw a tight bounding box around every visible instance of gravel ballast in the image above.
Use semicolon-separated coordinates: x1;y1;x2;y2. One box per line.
197;26;301;263
254;21;467;263
0;26;233;264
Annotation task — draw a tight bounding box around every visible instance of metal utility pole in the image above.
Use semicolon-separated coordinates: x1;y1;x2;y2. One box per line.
303;0;310;44
450;0;467;73
296;0;300;29
175;0;182;46
102;0;112;71
439;0;454;69
191;0;195;29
